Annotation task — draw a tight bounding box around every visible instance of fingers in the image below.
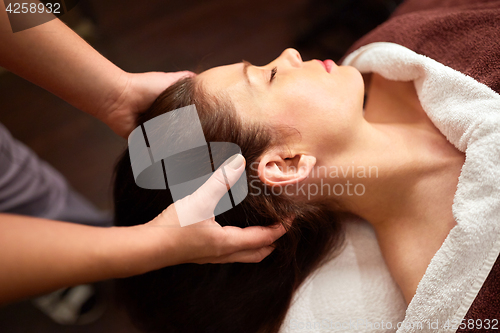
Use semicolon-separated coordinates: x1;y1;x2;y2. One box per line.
221;223;286;253
211;223;287;263
193;153;245;206
174;154;245;226
214;246;276;264
168;70;196;82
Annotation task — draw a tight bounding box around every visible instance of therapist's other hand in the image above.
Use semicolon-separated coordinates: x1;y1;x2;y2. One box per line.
144;154;287;265
102;71;195;138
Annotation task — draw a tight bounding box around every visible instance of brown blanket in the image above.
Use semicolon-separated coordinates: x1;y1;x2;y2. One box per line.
342;0;500;330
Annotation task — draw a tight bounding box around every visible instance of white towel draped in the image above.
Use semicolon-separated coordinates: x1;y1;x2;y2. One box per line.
280;42;500;333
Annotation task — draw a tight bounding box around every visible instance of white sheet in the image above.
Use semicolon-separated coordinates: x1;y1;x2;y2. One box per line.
280;217;407;333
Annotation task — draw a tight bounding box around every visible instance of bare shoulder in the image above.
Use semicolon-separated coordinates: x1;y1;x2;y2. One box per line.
375;211;457;304
374;156;462;304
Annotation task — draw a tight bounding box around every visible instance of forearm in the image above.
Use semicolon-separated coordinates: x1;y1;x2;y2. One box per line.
0;1;126;121
0;213;164;304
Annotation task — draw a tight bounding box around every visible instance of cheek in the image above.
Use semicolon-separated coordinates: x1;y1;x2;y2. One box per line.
293;88;361;145
263;73;362;136
266;84;334;124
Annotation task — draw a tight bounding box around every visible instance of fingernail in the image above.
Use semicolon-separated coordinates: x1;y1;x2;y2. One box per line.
226;153;244;170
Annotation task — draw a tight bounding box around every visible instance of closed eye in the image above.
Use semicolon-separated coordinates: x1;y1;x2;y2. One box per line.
270;67;277;82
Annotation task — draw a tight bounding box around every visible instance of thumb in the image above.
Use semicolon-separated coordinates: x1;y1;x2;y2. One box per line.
137;71;196;95
163;71;196;85
193;154;245;206
174;154;246;226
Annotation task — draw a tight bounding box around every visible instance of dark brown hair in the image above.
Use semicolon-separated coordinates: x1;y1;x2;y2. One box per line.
114;77;345;333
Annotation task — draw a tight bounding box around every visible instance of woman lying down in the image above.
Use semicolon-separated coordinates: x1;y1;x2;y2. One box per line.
114;2;500;332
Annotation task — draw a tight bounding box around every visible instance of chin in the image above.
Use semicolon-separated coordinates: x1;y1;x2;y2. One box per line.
347;65;363;83
349;67;365;101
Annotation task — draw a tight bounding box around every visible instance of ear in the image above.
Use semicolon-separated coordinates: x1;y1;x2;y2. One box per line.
258;151;316;186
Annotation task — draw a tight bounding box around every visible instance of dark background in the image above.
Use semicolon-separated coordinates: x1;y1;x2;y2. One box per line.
0;0;401;331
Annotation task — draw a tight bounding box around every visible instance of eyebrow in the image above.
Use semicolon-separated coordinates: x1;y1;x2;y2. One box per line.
242;60;251;85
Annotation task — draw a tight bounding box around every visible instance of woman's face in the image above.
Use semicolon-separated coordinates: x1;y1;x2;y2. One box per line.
197;48;365;157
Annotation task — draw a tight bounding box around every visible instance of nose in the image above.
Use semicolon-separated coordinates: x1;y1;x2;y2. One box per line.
280;48;302;67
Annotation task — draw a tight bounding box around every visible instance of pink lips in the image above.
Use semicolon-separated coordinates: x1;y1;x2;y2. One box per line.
315;59;336;73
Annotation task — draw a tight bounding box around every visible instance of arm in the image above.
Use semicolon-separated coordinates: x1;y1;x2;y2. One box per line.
0;213;153;304
0;213;282;305
0;157;286;304
0;2;191;137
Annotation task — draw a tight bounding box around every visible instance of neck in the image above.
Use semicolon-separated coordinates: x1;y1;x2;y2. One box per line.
310;73;465;304
328;120;464;305
311;79;463;228
314;121;430;226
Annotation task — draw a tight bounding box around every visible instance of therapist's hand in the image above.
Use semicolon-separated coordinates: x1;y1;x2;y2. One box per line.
143;154;287;265
102;71;195;138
